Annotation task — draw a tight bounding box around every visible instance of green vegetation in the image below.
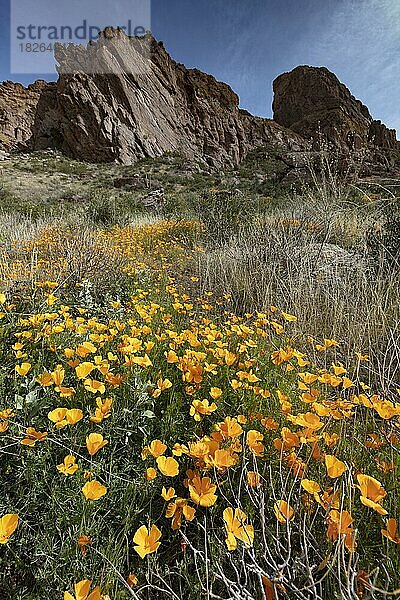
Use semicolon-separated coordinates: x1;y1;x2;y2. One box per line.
0;150;399;600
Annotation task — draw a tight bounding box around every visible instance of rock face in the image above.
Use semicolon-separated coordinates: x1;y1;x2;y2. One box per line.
273;66;398;151
30;30;306;166
0;33;398;169
0;80;52;150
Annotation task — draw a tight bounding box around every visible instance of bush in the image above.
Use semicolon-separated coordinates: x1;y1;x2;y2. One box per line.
367;207;400;273
191;190;254;246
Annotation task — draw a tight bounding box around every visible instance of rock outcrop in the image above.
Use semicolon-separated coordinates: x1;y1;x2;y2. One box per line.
273;66;398;151
0;80;51;150
30;30;306;166
0;32;398;171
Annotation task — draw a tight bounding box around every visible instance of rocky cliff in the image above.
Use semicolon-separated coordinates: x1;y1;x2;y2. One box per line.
0;80;50;150
30;30;306;166
273;66;398;151
0;31;398;170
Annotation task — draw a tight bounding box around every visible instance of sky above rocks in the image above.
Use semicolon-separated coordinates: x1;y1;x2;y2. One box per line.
0;0;398;135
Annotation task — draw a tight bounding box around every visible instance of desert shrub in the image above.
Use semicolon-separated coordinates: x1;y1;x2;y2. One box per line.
85;189;122;226
190;190;256;246
195;195;400;392
366;206;400;274
13;154;89;176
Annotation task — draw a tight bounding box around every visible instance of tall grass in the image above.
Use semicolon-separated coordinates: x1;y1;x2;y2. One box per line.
195;181;400;395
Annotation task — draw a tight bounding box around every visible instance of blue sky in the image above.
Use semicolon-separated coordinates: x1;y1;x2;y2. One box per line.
0;0;398;135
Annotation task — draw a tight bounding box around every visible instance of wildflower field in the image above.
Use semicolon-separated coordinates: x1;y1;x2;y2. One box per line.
0;154;399;600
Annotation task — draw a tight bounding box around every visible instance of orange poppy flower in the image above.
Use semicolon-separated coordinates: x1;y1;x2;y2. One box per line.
166;498;196;530
223;507;254;550
274;500;294;523
156;456;179;477
133;524;161;558
325;455;347;478
86;433;108;456
57;455;79;475
21;427;48;447
82;480;107;501
381;519;400;543
188;476;217;507
64;579;101;600
356;474;387;515
0;513;18;544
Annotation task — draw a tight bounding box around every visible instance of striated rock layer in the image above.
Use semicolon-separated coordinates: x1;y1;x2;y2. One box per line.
31;30;306;166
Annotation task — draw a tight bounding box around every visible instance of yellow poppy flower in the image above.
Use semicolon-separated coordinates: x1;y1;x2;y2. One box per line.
247;471;261;487
133;524;161;558
246;430;264;456
0;513;19;544
325;455;347;478
166;498;196;530
223;507;254;550
145;467;157;481
86;433;108;456
15;362;31;377
131;354;152;368
189;399;217;421
36;372;53;386
274;500;294;523
356;474;387;515
82;480;107;501
152;378;173;398
161;487;176;501
57;455;79;475
216;417;243;439
381;519;400;543
48;408;83;429
75;362;95;379
76;342;97;357
64;579;101;600
90;397;113;423
66;409;83;425
188;476;217;507
21;427;48;446
156;456;179;477
327;510;356;552
211;448;238;471
301;479;321;494
210;387;222;400
143;439;167;459
84;379;106;395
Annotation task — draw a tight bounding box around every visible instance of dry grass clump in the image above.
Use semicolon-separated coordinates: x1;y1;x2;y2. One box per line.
195;188;400;394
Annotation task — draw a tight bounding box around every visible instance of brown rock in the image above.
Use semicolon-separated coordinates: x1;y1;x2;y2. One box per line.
368;120;398;149
1;33;397;174
0;80;52;150
31;30;307;165
272;66;398;151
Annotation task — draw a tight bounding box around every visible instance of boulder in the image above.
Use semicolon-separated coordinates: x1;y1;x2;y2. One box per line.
141;188;164;209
